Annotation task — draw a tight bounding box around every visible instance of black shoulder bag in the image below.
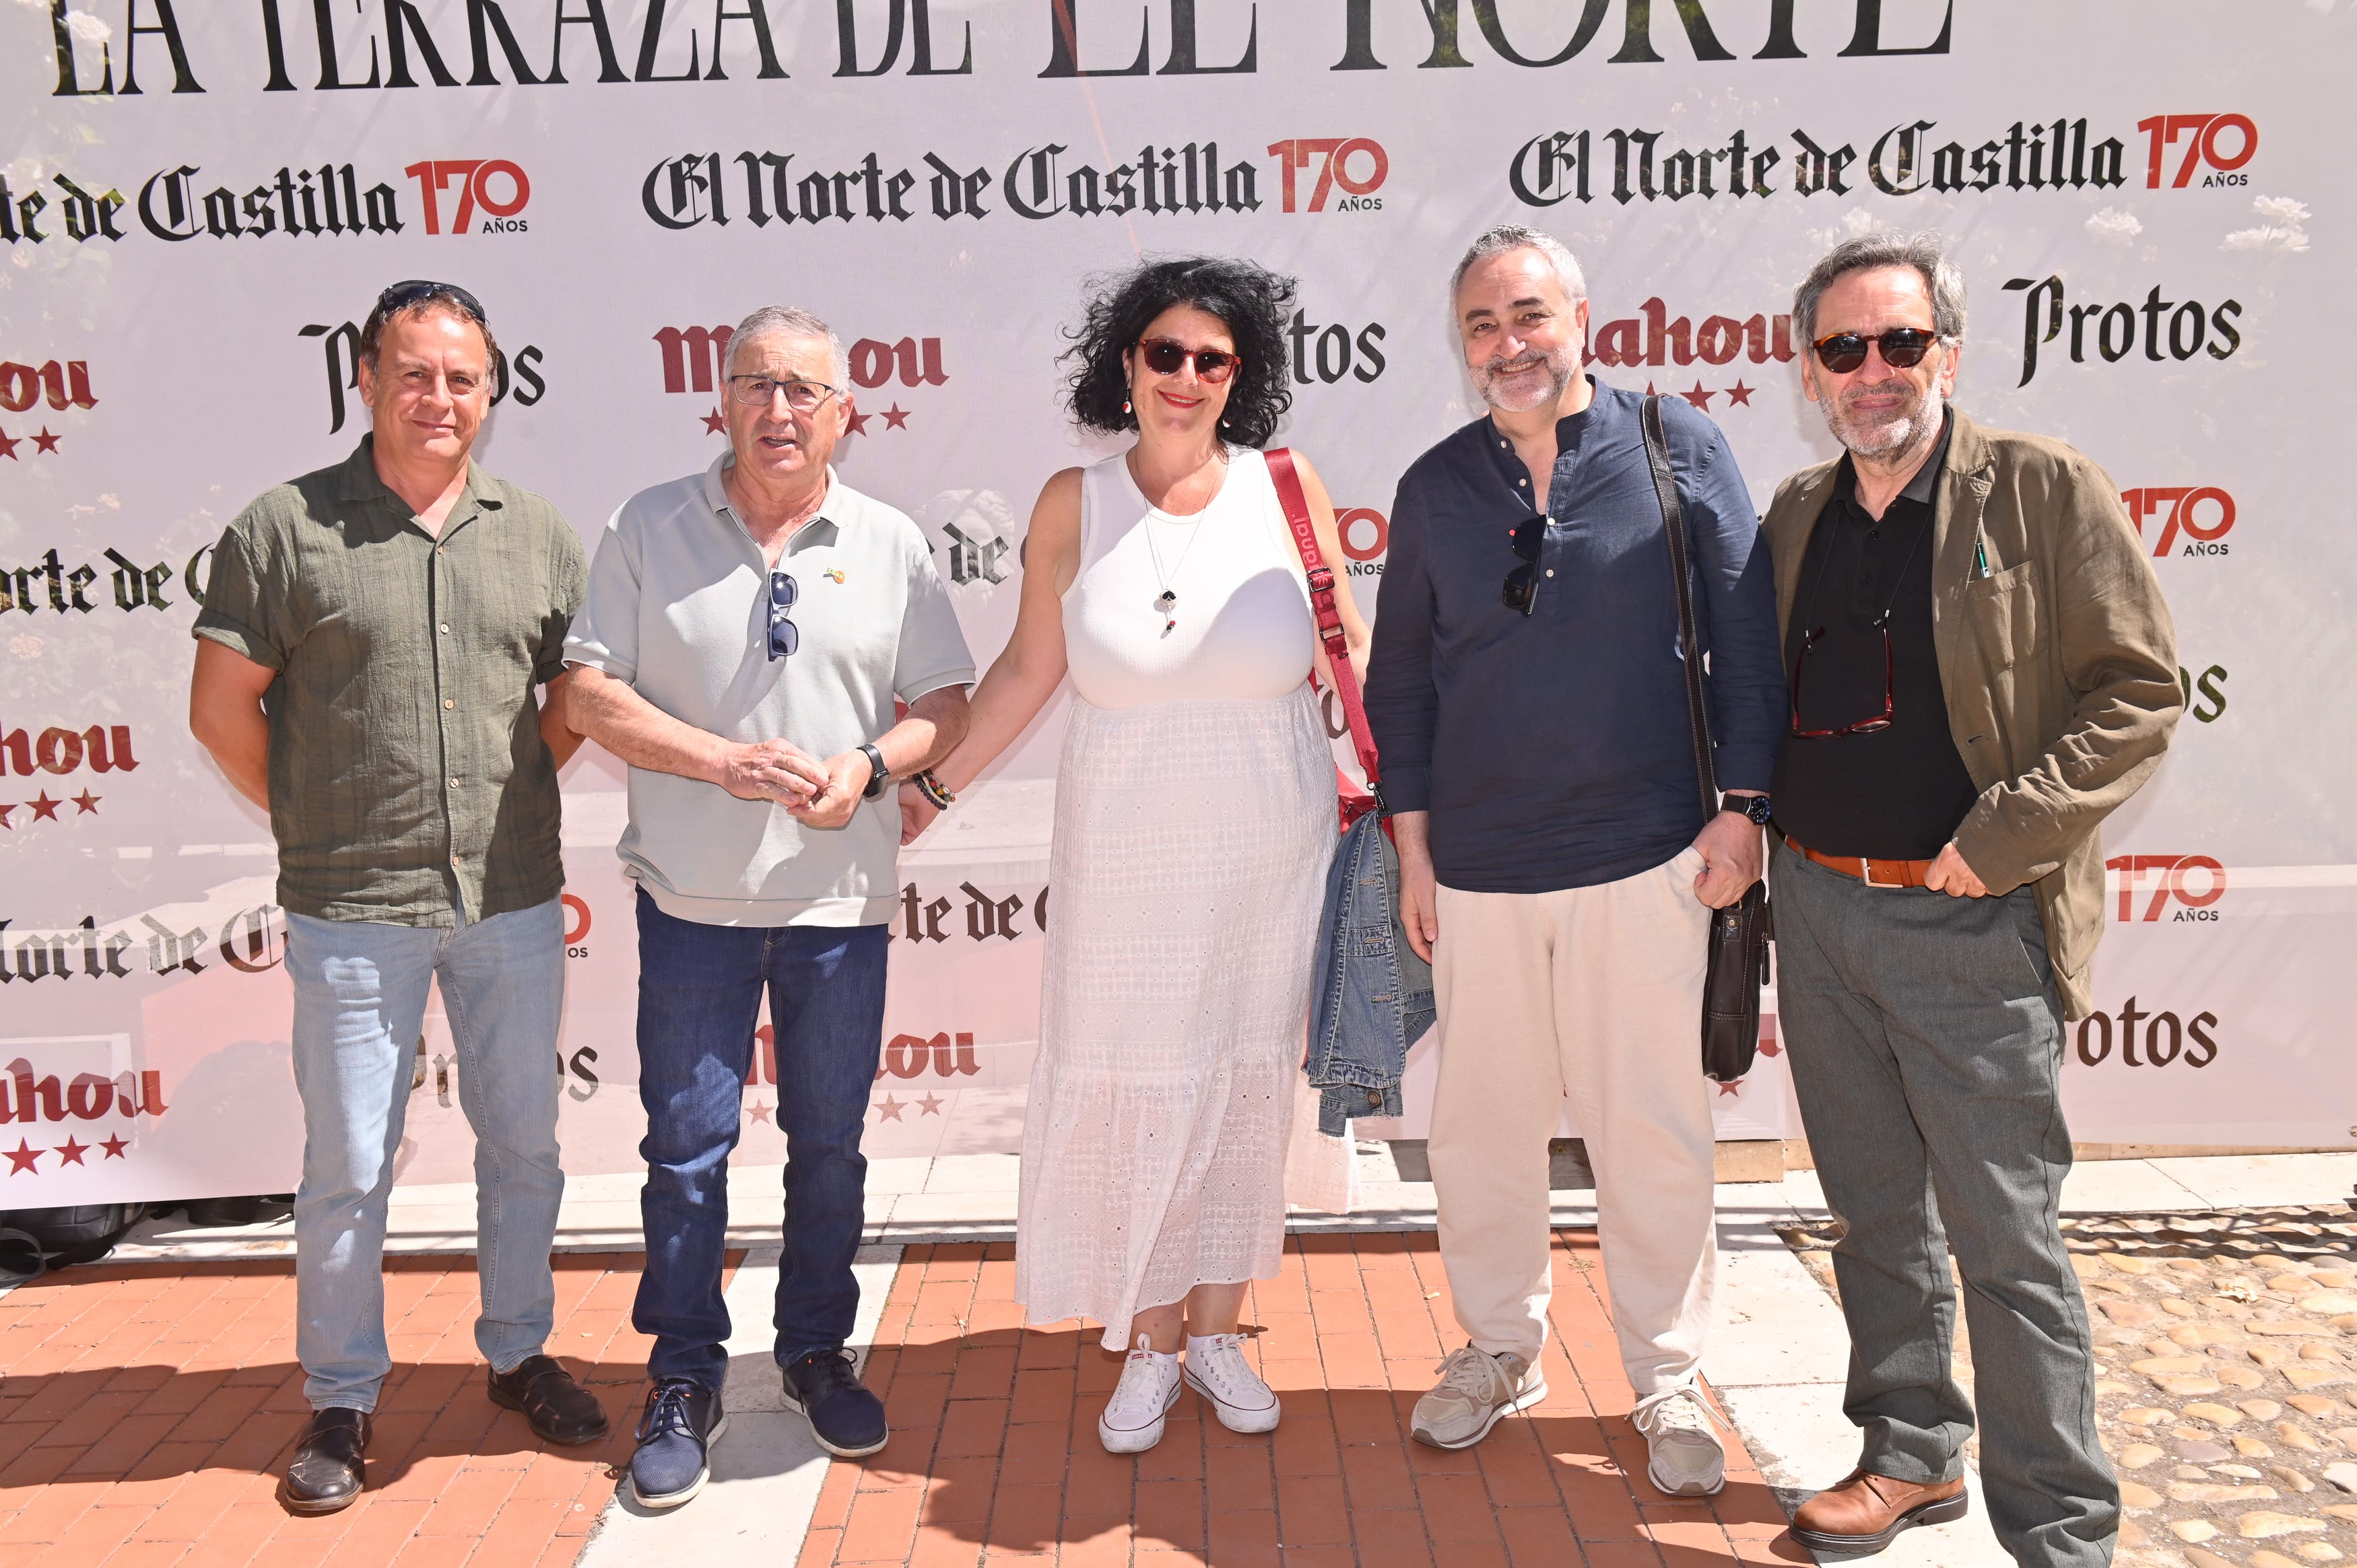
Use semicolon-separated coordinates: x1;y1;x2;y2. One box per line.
1639;395;1770;1084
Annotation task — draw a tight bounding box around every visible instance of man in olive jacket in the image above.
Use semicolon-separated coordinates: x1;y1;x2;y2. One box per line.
1760;234;2179;1568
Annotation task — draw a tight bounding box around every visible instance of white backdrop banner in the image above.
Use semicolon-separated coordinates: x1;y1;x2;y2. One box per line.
3;0;2352;1204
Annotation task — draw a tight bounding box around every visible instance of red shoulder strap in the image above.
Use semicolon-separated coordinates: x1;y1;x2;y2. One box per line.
1265;448;1382;802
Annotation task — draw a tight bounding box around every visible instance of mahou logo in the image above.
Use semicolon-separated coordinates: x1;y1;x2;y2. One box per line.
404;159;531;235
4;1056;169;1178
655;324;948;436
2105;854;2226;924
2137;115;2256;189
2121;487;2234;559
0;355;96;461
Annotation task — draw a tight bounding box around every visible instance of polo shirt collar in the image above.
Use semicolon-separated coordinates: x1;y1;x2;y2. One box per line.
333;434;502;535
706;453;844;550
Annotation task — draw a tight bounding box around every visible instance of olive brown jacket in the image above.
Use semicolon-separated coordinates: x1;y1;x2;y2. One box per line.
1761;407;2182;1019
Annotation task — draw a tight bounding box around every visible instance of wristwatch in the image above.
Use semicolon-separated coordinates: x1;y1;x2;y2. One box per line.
859;743;890;801
1722;792;1772;825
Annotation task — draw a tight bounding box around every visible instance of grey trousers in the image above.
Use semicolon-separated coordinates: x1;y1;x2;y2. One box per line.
1770;839;2117;1568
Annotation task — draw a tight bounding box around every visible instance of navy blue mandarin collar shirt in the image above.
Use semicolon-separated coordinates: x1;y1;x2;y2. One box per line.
1364;380;1787;893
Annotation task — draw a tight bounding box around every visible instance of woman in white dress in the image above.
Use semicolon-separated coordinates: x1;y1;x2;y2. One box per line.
900;259;1368;1454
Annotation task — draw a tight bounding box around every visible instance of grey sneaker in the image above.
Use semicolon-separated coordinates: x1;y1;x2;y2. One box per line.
1631;1382;1729;1497
1410;1345;1547;1450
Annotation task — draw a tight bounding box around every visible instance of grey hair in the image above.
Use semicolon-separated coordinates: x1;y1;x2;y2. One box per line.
1792;231;1967;346
728;305;851;389
1449;224;1588;307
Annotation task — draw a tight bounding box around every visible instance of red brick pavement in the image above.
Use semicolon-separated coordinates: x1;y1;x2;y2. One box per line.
799;1230;1806;1568
0;1252;724;1568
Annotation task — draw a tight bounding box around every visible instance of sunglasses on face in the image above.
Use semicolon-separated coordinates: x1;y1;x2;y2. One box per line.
765;570;799;660
1502;512;1548;616
1136;338;1240;383
1810;327;1939;374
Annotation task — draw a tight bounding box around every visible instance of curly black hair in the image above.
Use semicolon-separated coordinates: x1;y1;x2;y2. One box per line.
1063;257;1298;448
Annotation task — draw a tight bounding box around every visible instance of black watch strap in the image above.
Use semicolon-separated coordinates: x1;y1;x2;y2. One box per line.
859;743;890;800
1723;793;1772;825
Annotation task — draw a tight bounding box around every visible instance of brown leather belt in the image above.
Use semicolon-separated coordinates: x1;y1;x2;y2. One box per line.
1785;834;1936;890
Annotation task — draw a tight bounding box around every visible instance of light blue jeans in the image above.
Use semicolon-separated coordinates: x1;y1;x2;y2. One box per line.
285;896;566;1412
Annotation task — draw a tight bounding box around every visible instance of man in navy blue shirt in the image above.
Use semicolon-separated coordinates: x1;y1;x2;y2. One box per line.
1366;226;1784;1492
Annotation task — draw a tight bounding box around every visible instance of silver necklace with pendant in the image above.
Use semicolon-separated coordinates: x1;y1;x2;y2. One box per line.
1142;508;1205;636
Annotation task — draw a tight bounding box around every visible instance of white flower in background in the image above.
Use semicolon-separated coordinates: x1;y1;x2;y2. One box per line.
10;636;45;660
2224;194;2311;254
63;8;109;42
1806;208;1886;250
2085;208;2143;246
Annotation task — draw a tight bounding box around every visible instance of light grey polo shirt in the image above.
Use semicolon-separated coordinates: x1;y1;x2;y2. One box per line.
564;457;975;926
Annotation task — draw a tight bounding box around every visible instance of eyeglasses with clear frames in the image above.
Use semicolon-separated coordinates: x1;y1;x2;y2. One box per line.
727;376;841;413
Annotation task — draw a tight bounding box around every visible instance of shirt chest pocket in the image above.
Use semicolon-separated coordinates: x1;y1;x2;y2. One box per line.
1956;558;2046;674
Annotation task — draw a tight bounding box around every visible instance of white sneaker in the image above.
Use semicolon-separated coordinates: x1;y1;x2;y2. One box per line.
1098;1336;1182;1454
1182;1334;1281;1434
1632;1382;1730;1497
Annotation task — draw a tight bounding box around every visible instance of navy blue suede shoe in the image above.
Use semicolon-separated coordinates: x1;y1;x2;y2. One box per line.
781;1349;888;1458
629;1377;726;1509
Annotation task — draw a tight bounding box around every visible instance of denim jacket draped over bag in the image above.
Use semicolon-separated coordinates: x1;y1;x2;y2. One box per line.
1306;812;1436;1135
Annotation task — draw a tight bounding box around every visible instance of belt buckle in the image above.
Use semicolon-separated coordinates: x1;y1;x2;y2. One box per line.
1861;859;1902;889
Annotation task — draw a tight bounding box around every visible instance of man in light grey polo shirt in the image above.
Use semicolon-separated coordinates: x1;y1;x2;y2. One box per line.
564;305;972;1507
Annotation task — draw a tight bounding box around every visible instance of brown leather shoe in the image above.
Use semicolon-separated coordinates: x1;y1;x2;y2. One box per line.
1791;1469;1968;1554
277;1407;370;1515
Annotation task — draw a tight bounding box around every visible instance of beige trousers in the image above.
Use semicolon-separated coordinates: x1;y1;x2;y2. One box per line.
1427;846;1719;1395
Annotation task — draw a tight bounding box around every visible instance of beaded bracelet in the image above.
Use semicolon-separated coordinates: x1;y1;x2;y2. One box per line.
912;769;956;810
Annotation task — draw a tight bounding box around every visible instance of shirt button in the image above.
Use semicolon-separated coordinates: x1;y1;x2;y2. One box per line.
1544;569;1555;578
438;623;451;635
1865;529;1880;542
450;855;461;866
443;699;455;710
1517;478;1527;487
447;778;459;790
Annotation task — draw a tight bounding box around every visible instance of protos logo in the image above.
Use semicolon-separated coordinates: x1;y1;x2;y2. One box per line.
2105;854;2226;923
2073;1000;2218;1069
403;159;530;235
2122;487;2233;559
1266;139;1387;213
2137;115;2256;189
2002;276;2243;388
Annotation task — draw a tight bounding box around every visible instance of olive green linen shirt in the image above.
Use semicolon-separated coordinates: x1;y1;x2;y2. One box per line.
1762;409;2181;1019
192;436;587;926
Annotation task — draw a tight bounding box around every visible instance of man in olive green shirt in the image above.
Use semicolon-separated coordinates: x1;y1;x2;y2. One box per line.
189;281;607;1515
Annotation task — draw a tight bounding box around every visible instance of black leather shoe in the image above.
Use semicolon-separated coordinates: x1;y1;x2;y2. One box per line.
489;1354;612;1446
278;1407;370;1515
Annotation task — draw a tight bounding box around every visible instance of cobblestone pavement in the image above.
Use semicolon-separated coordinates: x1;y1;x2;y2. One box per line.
1779;1205;2357;1568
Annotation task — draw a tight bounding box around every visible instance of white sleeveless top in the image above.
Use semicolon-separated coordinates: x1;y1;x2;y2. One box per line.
1062;447;1317;710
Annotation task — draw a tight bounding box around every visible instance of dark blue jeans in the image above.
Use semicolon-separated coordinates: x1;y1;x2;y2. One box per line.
631;889;889;1387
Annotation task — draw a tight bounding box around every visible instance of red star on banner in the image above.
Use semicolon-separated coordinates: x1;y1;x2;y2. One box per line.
101;1134;129;1159
0;427;18;461
1681;382;1715;411
1716;1080;1744;1096
747;1100;772;1124
874;1094;905;1122
28;792;61;821
0;804;15;829
32;428;60;454
1724;380;1754;407
700;406;727;434
845;409;872;436
882;405;910;430
917;1093;944;1118
5;1140;40;1174
71;790;100;815
54;1137;88;1166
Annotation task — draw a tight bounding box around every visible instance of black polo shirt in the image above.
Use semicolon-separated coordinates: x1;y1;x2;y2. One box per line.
1770;415;1981;860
